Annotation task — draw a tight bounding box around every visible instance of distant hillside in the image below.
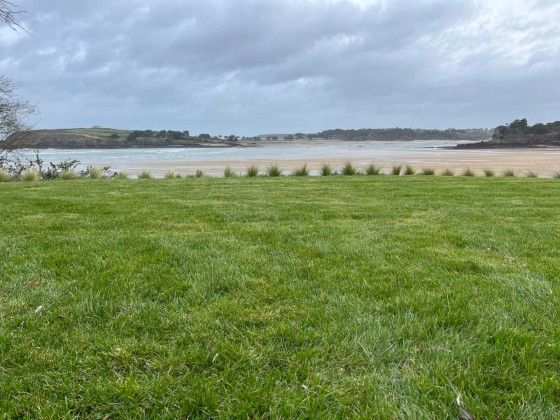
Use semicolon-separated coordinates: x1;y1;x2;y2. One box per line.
12;128;243;149
457;119;560;149
259;128;492;141
316;127;491;141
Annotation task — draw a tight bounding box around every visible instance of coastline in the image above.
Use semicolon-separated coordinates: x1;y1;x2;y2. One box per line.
97;148;560;177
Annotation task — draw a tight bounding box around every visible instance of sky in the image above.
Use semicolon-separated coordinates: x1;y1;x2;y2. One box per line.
1;0;559;136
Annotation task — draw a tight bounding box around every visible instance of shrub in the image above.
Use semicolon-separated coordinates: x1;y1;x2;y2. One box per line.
553;172;560;179
116;172;129;179
420;168;435;175
365;163;381;175
0;169;11;182
526;171;538;178
266;164;282;177
441;168;454;176
138;170;152;179
223;166;236;178
483;168;495;177
391;164;403;176
246;165;259;177
195;169;204;178
294;164;309;176
462;168;475;177
341;162;357;176
503;169;515;177
403;165;415;175
165;171;178;179
320;163;332;176
60;170;77;180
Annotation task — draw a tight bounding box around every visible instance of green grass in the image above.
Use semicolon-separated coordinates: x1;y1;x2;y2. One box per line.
1;177;560;417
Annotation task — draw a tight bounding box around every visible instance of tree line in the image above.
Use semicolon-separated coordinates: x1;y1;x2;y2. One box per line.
493;118;560;139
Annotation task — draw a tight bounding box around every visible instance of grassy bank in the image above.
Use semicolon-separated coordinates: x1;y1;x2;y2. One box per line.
1;177;559;417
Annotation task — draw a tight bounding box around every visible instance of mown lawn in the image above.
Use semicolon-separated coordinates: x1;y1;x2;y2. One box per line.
1;176;559;418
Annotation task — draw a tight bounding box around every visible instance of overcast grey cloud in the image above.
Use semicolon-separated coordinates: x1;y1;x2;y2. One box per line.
1;0;559;135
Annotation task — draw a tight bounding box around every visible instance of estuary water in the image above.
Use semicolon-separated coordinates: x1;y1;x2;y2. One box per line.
20;139;560;176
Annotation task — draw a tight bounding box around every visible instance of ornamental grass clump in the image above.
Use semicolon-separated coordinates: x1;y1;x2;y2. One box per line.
195;169;205;178
320;163;332;176
391;164;403;176
294;164;309;176
246;165;259;177
266;164;282;177
87;166;103;179
116;172;129;180
441;168;454;176
503;169;515;177
60;170;77;180
365;163;381;175
420;168;435;175
138;170;152;179
21;170;40;181
0;169;11;182
483;168;495;177
341;162;357;176
554;172;560;179
223;166;236;178
403;165;415;175
462;168;475;177
526;171;538;178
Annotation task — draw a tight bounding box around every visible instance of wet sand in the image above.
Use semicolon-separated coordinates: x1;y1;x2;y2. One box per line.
101;145;560;177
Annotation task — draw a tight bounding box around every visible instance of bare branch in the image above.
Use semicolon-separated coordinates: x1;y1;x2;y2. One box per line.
0;0;27;32
0;75;37;166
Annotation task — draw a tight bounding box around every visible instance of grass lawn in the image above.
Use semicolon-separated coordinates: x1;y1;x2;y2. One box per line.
1;176;559;417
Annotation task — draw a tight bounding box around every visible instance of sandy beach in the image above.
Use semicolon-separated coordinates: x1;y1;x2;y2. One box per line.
102;144;560;177
30;140;560;177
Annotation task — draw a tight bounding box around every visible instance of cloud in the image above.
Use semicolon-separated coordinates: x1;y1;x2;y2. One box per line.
1;0;559;134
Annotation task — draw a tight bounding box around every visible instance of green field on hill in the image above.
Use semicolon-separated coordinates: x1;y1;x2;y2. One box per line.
1;177;559;417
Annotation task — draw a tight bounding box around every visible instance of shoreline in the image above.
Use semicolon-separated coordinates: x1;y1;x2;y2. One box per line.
21;140;560;177
97;149;560;177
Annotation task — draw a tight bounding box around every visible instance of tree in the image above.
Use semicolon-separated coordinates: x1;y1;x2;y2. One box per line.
0;75;37;166
1;0;26;32
1;2;35;167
